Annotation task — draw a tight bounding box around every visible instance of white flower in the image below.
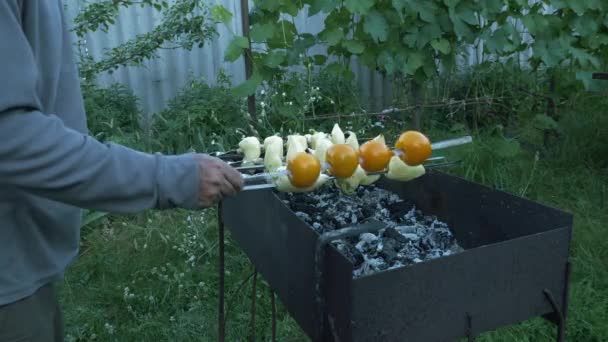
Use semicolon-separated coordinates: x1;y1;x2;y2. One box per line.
289;101;293;106
282;92;286;97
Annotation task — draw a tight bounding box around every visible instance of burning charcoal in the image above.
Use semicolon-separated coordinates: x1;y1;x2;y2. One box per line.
382;227;408;244
379;238;400;263
282;183;464;277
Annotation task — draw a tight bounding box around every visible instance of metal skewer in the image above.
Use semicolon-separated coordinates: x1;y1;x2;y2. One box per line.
240;159;463;192
230;135;473;192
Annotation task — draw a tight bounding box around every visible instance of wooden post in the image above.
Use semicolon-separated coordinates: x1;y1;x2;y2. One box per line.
240;0;256;119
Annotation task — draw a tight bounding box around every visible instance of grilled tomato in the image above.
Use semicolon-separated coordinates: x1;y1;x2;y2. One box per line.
359;140;393;172
287;152;321;188
326;144;359;178
395;131;432;166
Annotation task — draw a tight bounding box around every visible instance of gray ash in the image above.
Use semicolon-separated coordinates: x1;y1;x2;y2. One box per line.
279;185;464;277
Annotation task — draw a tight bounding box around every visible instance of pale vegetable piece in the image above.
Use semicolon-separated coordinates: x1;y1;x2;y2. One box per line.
286;135;306;162
263;135;283;151
372;134;386;145
335;165;367;194
264;139;283;172
238;136;261;165
331;123;345;144
359;173;381;185
305;134;312;145
386;155;426;181
275;167;330;192
288;134;308;150
310;132;328;149
345;131;359;150
314;138;333;164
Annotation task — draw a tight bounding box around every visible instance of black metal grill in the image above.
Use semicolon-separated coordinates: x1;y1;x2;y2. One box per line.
218;170;573;341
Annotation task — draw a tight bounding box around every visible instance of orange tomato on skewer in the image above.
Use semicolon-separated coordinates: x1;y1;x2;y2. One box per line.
395;131;432;166
287;152;321;188
359;140;394;172
325;144;359;178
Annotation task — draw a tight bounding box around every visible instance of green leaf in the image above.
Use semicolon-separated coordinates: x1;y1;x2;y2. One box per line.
571;48;600;68
309;0;338;16
430;38;451;54
224;36;249;62
249;23;276;43
363;10;389;43
232;71;263;97
566;0;587;15
319;27;344;46
211;5;232;24
392;0;406;14
493;138;521;158
266;20;298;49
533;114;559;131
377;50;396;74
407;0;439;23
257;0;281;11
448;6;473;39
342;40;365;54
280;2;301;16
484;27;508;54
572;12;600;36
420;24;442;45
457;3;478;25
532;39;565;68
576;71;608;92
313;54;328;65
262;51;286;68
401;52;424;75
345;0;374;15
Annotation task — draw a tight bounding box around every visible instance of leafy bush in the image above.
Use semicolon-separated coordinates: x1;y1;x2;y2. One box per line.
252;64;369;138
82;82;144;146
150;73;251;153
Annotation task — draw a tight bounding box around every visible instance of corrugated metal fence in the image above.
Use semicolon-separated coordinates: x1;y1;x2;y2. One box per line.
62;0;538;117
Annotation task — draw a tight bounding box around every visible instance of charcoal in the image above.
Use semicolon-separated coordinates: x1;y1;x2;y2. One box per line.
282;184;464;277
382;227;408;244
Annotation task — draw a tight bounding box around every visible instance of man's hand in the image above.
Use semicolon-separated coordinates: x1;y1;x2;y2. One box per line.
196;154;244;207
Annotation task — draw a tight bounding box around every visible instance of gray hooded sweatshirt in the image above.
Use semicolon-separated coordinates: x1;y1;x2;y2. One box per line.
0;0;201;306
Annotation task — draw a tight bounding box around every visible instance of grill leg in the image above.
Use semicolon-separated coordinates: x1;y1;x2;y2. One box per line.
218;202;225;342
466;313;474;342
250;270;258;341
270;290;276;342
544;289;565;342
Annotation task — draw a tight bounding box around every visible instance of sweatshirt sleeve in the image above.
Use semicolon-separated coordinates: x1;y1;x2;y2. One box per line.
0;2;201;213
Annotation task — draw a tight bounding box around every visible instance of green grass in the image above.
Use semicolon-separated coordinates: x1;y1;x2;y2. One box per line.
58;94;607;341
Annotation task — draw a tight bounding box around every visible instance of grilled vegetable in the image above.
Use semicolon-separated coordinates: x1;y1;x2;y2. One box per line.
286;135;306;162
238;137;261;165
331;123;345;144
386;155;425;181
313;137;333;164
325;144;359;178
263;136;283;172
286;152;321;188
359;139;393;172
395;131;432;166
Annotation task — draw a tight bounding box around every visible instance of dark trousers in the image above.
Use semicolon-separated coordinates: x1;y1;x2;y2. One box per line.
0;282;63;342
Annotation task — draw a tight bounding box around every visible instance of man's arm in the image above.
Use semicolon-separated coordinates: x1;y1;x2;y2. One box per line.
0;2;207;213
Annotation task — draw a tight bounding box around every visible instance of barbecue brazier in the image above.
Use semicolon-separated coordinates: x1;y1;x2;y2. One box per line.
220;169;573;342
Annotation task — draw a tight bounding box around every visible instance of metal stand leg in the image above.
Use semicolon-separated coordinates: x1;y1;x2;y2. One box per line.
250;270;258;341
218;202;225;342
544;289;565;342
270;290;277;342
466;313;474;342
